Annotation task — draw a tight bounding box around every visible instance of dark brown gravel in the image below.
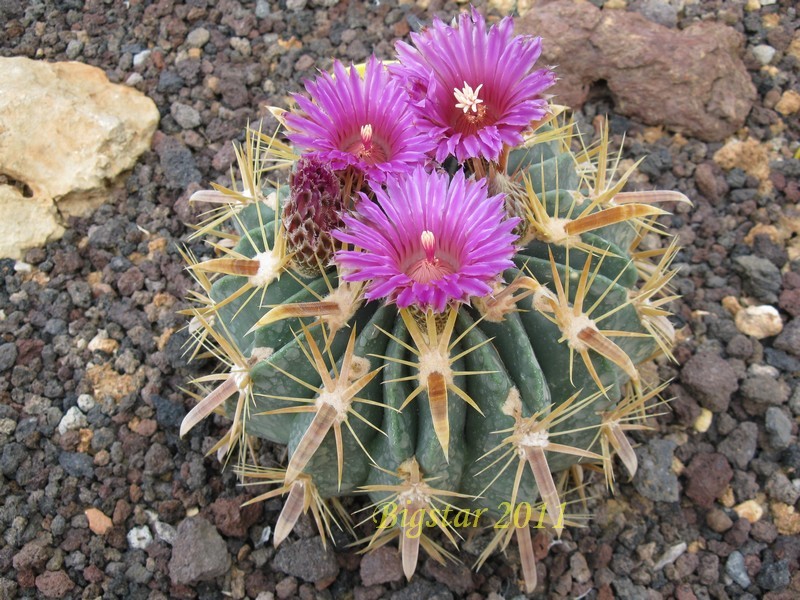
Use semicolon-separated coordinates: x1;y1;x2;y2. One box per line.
1;0;799;599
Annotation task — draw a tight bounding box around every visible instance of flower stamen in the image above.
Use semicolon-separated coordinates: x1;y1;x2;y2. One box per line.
360;123;373;146
454;82;484;114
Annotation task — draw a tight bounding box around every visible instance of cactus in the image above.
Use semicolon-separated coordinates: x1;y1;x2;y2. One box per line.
179;9;688;594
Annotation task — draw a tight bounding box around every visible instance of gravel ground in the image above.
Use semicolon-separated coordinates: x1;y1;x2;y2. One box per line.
1;0;799;599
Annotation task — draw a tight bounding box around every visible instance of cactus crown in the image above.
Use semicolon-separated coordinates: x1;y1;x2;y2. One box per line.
179;9;688;594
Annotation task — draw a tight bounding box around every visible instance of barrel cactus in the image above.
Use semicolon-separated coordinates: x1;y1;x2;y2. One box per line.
179;8;687;593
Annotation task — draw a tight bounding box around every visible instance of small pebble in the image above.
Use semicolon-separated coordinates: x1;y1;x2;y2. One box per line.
765;407;793;449
725;551;751;588
186;28;210;48
694;408;713;433
734;500;764;523
752;44;776;65
77;394;96;412
734;305;783;339
170;103;201;129
58;406;88;435
132;50;151;67
127;526;153;550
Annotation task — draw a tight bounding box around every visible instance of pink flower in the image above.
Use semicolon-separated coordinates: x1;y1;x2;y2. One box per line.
284;56;433;184
392;8;555;163
333;167;518;312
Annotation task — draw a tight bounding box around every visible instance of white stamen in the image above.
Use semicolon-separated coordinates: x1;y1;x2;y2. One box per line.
360;123;373;145
454;82;484;114
420;230;435;254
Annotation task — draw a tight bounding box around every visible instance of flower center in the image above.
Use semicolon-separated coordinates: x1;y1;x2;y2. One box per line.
342;123;389;164
454;82;484;114
451;82;492;135
405;230;457;284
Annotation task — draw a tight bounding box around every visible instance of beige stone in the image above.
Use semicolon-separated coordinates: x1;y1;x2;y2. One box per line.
85;507;113;535
0;185;64;256
0;57;159;259
775;90;800;116
772;502;800;535
693;408;713;433
735;305;784;339
734;499;764;523
713;138;773;194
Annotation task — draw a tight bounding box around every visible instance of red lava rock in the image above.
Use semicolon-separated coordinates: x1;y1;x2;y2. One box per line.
724;517;752;548
209;495;263;538
35;570;75;598
423;557;476;594
359;545;404;587
779;288;800;317
669;383;701;427
60;528;88;552
685;452;733;508
134;418;158;436
745;553;762;578
675;583;698;600
83;564;104;583
354;585;387;600
518;0;755;141
592;543;613;569
598;583;614;600
244;570;270;598
275;575;298;599
680;352;739;412
157;498;184;523
17;569;35;588
706;508;734;533
15;338;44;365
12;539;50;571
169;582;198;599
112;498;132;525
211;143;237;172
694;162;729;204
117;266;145;295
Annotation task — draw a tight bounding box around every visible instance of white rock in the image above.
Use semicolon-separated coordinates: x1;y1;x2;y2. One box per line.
58;406;88;435
735;305;783;339
133;50;151;67
77;394;96;412
0;58;159;259
127;526;153;550
748;363;780;378
752;44;776;66
154;521;177;545
13;261;32;274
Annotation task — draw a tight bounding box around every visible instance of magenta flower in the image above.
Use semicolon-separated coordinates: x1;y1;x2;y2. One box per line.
284;56;433;184
333;167;518;312
391;8;555;164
